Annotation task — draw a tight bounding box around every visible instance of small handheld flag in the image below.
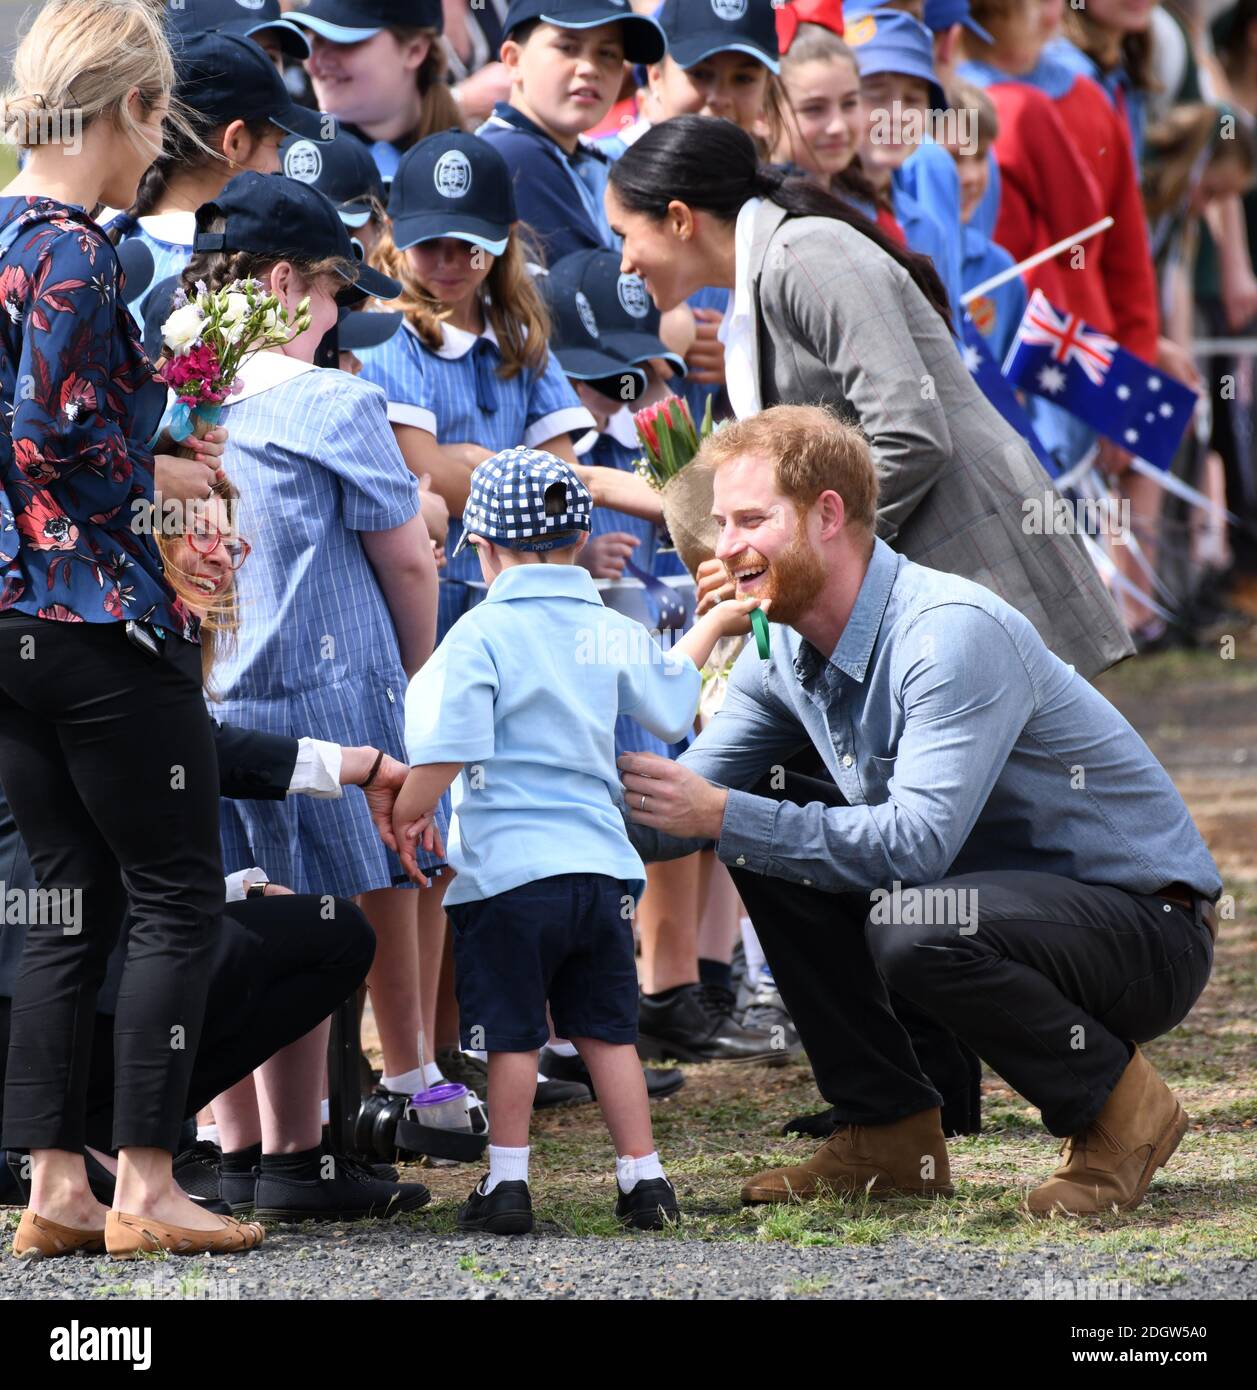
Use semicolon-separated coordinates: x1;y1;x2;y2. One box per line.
1003;290;1197;471
960;316;1059;478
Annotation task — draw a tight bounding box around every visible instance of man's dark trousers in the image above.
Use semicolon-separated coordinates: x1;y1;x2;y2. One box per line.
729;769;1214;1138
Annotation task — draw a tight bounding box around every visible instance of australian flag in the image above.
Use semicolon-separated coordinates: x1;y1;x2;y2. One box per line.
1003;290;1197;470
960;316;1059;478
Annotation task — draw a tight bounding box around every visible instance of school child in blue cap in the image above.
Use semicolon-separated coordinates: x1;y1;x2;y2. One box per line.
165;0;313;70
104;30;334;314
394;446;763;1233
477;0;666;263
846;6;966;325
356;129;593;642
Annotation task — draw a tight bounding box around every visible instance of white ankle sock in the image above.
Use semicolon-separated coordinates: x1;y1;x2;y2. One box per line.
196;1123;220;1145
423;1061;445;1089
740;916;767;978
319;1098;329;1125
381;1066;426;1097
548;1040;579;1058
616;1150;665;1192
485;1144;529;1193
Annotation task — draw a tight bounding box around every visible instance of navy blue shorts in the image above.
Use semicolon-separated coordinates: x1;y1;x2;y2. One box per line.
447;873;639;1052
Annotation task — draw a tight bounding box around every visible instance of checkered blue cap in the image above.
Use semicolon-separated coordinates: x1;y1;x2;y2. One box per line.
451;448;593;558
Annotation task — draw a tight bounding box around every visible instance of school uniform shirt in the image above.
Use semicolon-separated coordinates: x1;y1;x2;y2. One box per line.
477;102;616;262
208;349;445;896
0;196;191;635
889;179;962;340
1045;35;1146;166
403;562;702;906
355;314;592;634
960;225;1025;366
895;141;964;328
966;151;1002;242
101;210;195;318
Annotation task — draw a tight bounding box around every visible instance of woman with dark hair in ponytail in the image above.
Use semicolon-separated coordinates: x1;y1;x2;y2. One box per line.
606;115;1133;679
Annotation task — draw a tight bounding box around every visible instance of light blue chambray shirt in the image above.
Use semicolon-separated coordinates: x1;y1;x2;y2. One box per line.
404;563;702;907
634;538;1222;900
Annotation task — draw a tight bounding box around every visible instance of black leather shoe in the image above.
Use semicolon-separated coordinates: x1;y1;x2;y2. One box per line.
615;1176;680;1231
637;984;789;1065
252;1151;431;1222
437;1047;488;1092
781;1106;842;1140
534;1075;593;1108
538;1046;685;1101
457;1176;533;1235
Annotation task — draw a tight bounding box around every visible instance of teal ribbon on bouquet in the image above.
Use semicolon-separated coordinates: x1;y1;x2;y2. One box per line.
148;400;223;450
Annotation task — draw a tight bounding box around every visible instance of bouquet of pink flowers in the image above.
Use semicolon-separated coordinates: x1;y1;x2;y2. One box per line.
632;394;718;577
158;278;311;448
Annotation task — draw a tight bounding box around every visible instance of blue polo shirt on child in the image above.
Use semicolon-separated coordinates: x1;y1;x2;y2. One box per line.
404;563;702;907
477;102;616;262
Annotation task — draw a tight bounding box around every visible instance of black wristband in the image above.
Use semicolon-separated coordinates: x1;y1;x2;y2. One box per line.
361;748;386;788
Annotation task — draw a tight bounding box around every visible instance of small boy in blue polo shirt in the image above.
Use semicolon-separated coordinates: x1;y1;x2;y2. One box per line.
394;447;760;1234
477;0;667;262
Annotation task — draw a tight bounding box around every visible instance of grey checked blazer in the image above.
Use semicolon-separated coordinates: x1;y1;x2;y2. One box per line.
747;199;1134;678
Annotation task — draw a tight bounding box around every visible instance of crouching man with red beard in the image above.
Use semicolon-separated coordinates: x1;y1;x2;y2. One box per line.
619;404;1221;1216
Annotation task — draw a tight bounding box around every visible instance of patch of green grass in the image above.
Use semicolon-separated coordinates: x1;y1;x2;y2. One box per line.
457;1254;506;1283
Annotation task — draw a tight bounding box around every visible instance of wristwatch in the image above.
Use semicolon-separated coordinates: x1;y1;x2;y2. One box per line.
246;878;269;899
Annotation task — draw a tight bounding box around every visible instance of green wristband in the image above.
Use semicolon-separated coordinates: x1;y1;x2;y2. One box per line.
750;606;771;660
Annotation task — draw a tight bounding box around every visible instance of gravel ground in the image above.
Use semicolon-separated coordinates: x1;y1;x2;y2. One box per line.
1;1222;1253;1301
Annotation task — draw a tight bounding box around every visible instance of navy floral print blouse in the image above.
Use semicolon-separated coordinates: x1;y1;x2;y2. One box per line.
0;195;193;636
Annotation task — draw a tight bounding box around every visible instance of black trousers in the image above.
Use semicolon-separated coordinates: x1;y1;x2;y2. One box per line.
0;894;375;1154
0;614;224;1153
730;770;1215;1137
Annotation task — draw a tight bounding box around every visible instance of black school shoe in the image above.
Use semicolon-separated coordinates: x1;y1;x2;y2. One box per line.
637;984;788;1064
615;1176;680;1231
457;1176;533;1235
252;1152;431;1222
537;1046;685;1101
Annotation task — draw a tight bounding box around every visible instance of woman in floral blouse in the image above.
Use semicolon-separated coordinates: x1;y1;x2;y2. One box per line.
0;0;264;1259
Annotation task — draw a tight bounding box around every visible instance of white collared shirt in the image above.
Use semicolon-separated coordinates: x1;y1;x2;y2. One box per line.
718;196;764;421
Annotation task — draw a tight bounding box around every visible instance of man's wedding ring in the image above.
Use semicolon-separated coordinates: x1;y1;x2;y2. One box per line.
640;794;647;811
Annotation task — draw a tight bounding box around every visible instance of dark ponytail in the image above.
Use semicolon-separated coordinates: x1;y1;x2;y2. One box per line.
609;115;952;333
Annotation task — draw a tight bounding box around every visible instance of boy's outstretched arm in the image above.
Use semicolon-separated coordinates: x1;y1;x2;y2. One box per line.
393;762;461;882
672;596;765;672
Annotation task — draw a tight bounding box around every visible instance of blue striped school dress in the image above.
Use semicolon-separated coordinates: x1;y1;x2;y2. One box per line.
101;210;195;319
578;414;693;759
356;316;593;641
209;351;447;896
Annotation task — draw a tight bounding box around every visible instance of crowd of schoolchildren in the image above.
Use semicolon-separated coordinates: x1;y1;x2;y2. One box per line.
0;0;1254;1254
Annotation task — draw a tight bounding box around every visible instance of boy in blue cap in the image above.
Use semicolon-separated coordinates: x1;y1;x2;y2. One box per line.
847;6;965;325
393;447;761;1234
478;0;667;262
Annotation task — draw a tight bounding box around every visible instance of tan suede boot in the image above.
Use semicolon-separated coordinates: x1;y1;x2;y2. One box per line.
1028;1047;1189;1216
741;1107;953;1204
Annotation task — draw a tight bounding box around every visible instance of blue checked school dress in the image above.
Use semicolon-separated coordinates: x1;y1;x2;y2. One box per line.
356;316;592;642
209;351;447;896
100;210;195;320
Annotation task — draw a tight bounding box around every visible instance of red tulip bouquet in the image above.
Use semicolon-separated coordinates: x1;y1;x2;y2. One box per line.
632;394;718;577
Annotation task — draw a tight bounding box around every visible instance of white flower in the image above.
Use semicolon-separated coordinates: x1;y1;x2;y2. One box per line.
261;307;280;332
161;303;206;354
220;292;250;327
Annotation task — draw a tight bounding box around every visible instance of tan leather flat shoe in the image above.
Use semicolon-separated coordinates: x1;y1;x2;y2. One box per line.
105;1209;265;1260
11;1209;106;1259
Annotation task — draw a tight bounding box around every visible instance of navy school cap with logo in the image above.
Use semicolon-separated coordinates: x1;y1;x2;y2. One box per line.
165;0;312;62
192;171;402;304
284;0;444;45
502;0;667;65
453;447;593;558
388;130;516;256
171;30;334;140
658;0;780;74
280;129;386;226
544;247;685;388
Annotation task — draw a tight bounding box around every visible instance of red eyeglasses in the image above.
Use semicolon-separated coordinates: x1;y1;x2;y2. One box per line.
187;527;251;571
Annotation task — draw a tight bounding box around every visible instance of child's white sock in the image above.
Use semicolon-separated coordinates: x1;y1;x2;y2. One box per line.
548;1040;579;1058
381;1066;426;1097
485;1144;529;1193
740;915;768;980
196;1123;220;1146
616;1150;665;1192
423;1061;445;1089
319;1097;329;1125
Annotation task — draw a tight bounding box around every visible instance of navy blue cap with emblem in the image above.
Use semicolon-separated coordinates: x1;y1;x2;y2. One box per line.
388;130;516;256
284;0;444;45
165;0;312;61
502;0;666;65
658;0;779;74
192;171;402;304
280;129;386;226
452;447;593;557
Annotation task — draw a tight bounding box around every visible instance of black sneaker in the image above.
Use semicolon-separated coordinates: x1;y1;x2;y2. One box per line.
615;1176;680;1231
252;1151;431;1222
173;1140;223;1203
456;1176;533;1235
637;984;788;1065
538;1046;685;1101
436;1047;489;1093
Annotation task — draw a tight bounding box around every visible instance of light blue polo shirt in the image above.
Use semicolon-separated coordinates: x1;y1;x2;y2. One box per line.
404;563;702;907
